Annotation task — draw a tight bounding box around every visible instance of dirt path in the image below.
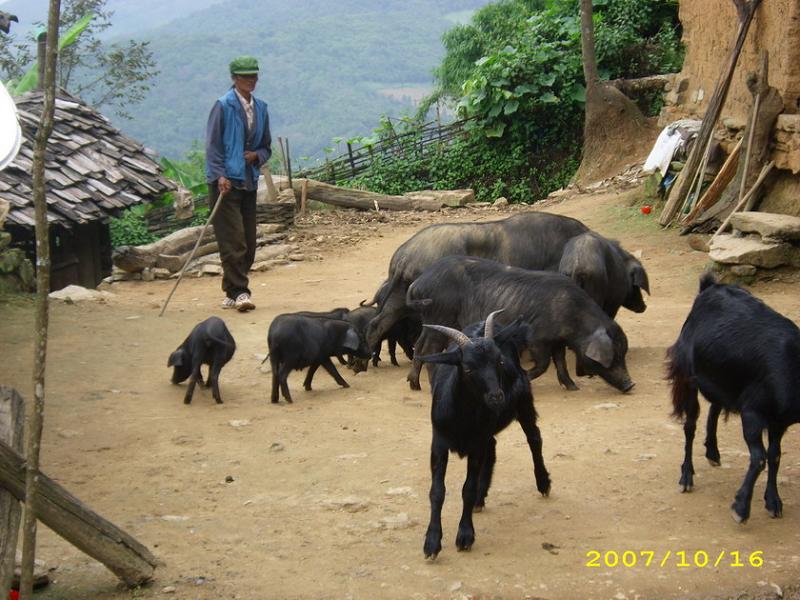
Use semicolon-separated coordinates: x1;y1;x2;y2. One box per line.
2;190;800;600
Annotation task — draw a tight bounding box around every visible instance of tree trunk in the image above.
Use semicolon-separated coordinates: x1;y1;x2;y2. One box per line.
289;179;450;211
658;0;764;225
113;225;218;272
22;2;60;598
574;0;656;185
0;388;24;598
0;436;157;587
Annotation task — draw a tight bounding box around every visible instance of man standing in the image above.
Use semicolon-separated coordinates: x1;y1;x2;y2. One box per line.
205;55;272;312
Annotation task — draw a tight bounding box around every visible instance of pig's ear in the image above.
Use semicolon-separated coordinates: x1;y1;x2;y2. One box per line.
585;328;613;368
343;328;361;352
168;349;184;367
627;260;650;294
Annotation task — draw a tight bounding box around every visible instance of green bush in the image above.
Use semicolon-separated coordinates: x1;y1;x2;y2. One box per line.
110;209;157;247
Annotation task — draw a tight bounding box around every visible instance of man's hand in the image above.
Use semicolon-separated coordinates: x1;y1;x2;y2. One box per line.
217;176;232;194
244;151;259;164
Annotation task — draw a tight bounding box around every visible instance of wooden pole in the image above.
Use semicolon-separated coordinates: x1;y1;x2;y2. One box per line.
681;137;742;225
300;179;308;215
0;435;158;587
710;160;774;242
285;138;293;190
347;142;356;178
0;388;24;598
658;0;763;225
260;163;279;202
737;91;761;205
22;2;60;598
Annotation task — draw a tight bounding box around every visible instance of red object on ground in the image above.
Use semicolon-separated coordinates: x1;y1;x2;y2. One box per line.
641;205;652;215
9;590;20;600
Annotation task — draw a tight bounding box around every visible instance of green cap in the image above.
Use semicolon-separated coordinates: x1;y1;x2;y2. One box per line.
229;56;259;75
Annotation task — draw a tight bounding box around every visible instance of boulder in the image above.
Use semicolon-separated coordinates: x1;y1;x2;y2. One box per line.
729;211;800;242
709;234;800;269
49;285;115;303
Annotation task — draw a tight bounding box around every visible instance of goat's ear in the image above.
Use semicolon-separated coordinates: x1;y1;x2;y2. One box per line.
584;328;614;369
627;260;650;294
416;348;462;366
342;328;361;352
167;349;184;367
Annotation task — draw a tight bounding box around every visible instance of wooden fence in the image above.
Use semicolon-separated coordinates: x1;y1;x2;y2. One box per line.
296;118;471;184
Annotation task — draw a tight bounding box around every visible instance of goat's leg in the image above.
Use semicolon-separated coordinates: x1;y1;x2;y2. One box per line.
320;357;350;388
303;364;320;390
388;338;399;366
764;425;785;518
474;437;496;511
423;436;449;559
517;400;551;496
407;330;428;391
731;411;767;523
704;403;722;466
552;344;578;391
679;389;700;492
371;340;382;367
456;450;484;552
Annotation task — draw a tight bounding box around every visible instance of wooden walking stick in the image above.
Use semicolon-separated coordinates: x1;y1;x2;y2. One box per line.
159;191;226;317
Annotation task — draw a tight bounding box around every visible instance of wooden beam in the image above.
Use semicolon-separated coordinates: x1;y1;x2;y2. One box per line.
681;138;742;225
0;387;24;598
0;434;158;587
658;0;763;225
290;179;447;211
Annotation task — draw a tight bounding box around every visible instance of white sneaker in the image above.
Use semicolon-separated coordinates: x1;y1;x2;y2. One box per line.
221;297;236;309
235;293;255;312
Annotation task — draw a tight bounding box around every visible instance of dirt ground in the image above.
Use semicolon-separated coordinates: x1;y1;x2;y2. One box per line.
3;189;800;600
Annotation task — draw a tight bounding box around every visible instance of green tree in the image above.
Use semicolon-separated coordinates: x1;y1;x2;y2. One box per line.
0;0;158;118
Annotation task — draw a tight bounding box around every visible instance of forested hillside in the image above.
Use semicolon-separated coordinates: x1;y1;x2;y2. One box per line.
123;0;488;161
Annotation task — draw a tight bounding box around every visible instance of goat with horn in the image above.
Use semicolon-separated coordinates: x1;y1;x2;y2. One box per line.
418;310;551;559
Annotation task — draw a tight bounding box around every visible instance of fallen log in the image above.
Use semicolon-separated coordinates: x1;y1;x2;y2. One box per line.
0;387;24;597
0;429;158;587
113;225;215;273
289;179;448;211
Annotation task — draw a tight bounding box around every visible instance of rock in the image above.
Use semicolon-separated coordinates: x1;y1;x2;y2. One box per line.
687;234;710;253
288;253;305;261
377;512;415;530
162;586;177;594
49;285;115;303
386;486;416;497
161;515;190;522
449;582;463;592
257;223;285;236
141;268;155;282
269;442;285;453
254;244;296;262
731;264;757;277
0;248;24;273
228;419;251;428
709;234;800;269
200;264;223;276
493;196;509;206
153;268;172;279
110;270;141;282
730;211;800;241
592;403;621;410
322;496;370;513
225;475;234;483
0;231;11;250
250;261;273;272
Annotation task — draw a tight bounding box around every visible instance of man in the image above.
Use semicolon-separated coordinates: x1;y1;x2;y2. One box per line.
205;55;272;312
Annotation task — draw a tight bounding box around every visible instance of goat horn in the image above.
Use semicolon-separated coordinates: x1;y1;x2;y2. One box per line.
423;324;471;348
484;309;505;340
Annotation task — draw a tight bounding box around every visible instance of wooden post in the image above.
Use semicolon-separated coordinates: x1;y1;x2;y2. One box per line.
285;138;293;190
347;142;356;178
658;0;763;225
260;164;279;202
300;179;308;216
0;388;24;598
0;434;158;587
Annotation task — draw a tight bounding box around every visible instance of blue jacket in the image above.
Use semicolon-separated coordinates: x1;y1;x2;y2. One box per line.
205;87;271;190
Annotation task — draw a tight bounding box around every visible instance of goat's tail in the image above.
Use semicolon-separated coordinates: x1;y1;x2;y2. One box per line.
665;341;695;419
261;353;271;365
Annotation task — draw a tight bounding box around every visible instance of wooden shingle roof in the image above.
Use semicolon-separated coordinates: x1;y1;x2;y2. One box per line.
1;90;176;229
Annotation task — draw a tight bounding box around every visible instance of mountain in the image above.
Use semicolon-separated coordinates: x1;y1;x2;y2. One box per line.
2;0;491;162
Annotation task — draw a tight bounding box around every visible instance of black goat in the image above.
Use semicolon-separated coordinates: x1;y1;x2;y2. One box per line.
667;273;800;523
418;311;550;559
267;313;371;404
168;317;236;404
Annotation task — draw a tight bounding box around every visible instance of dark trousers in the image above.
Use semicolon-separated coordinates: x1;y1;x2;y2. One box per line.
209;183;257;299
